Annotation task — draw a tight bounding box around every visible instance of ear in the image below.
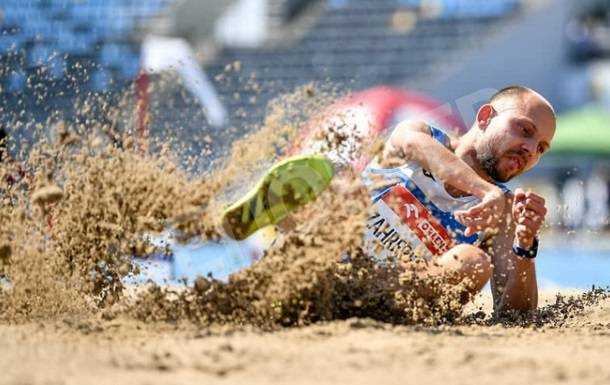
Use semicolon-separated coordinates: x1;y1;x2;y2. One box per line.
476;104;495;130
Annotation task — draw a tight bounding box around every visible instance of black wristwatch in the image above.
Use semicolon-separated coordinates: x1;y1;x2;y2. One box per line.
512;237;539;259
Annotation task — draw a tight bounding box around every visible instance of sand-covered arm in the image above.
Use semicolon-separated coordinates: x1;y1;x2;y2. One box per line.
388;121;499;199
489;193;538;314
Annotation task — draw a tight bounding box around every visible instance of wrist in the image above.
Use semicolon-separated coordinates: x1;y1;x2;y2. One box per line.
474;182;501;200
514;236;534;249
512;237;539;259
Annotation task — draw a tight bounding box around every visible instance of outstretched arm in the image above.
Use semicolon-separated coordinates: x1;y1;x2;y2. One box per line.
388;121;498;200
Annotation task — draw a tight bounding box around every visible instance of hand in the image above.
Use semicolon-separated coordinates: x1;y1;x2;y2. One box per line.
512;188;547;249
455;186;506;237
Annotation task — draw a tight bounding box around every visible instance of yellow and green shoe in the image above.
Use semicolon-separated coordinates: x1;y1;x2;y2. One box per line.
221;154;334;240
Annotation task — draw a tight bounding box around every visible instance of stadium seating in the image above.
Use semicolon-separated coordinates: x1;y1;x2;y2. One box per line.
0;0;520;130
202;0;521;128
0;0;174;97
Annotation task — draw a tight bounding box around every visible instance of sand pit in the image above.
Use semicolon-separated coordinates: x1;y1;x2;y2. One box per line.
1;291;609;385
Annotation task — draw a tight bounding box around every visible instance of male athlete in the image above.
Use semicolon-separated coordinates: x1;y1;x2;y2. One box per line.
221;86;556;314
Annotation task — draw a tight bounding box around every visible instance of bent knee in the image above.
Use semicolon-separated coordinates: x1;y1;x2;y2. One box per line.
444;244;492;281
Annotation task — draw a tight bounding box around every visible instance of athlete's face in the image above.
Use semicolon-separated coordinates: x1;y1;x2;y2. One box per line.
475;94;556;182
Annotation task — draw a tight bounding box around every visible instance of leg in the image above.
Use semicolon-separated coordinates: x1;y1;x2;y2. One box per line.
418;243;492;303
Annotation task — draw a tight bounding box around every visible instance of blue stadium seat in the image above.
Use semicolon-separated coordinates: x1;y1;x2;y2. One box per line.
84;0;112;5
55;28;95;55
45;1;73;14
100;43;133;66
27;44;54;67
47;54;66;79
88;23;112;41
3;6;32;26
436;0;519;19
118;55;140;79
130;1;166;18
0;35;22;55
398;0;421;6
91;67;111;91
23;21;55;42
0;0;175;104
105;15;134;35
70;3;102;22
7;70;25;92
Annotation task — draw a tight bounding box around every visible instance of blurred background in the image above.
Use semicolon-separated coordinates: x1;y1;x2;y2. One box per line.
0;0;609;288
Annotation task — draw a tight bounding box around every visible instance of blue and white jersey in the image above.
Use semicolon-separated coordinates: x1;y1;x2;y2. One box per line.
362;126;509;264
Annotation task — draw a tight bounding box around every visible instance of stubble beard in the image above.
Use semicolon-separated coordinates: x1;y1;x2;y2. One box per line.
476;140;507;183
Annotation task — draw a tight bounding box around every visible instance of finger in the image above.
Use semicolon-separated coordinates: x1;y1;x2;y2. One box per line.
513;205;544;226
516;224;534;238
516;207;541;221
514;188;526;202
454;210;472;225
464;215;501;236
457;212;483;235
465;222;487;236
523;203;547;219
459;207;487;223
522;205;546;218
520;218;544;234
527;211;545;223
525;190;545;200
463;203;485;217
515;194;545;210
516;216;543;232
525;192;545;205
464;226;476;237
525;199;546;211
517;213;544;228
461;211;502;229
513;201;526;215
457;211;481;223
456;212;478;228
517;215;535;225
467;200;503;218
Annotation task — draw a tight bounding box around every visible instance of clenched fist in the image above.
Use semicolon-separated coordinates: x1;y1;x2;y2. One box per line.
512;188;547;249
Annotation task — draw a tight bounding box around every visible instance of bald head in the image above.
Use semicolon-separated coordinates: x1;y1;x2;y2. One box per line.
489;85;556;119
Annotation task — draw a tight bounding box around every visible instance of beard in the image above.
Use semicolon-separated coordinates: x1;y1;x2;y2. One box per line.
476;141;508;182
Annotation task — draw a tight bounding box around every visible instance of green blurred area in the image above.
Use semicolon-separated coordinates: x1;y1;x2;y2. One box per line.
550;105;610;156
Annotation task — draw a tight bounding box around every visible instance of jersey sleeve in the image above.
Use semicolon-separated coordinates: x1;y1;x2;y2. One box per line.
429;125;451;149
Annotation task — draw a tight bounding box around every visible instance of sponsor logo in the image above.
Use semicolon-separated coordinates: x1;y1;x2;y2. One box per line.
382;185;454;255
403;203;419;219
416;220;450;253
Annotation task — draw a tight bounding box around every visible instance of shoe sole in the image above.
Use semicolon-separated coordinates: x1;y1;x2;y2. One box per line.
221;155;334;240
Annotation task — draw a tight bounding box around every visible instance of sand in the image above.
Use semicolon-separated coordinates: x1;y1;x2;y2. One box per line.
1;291;609;385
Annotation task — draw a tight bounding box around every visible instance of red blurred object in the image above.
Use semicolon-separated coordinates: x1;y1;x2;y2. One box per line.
290;86;466;171
135;71;150;152
336;86;465;135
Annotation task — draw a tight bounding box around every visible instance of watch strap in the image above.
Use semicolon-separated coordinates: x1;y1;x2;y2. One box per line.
512;237;539;259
